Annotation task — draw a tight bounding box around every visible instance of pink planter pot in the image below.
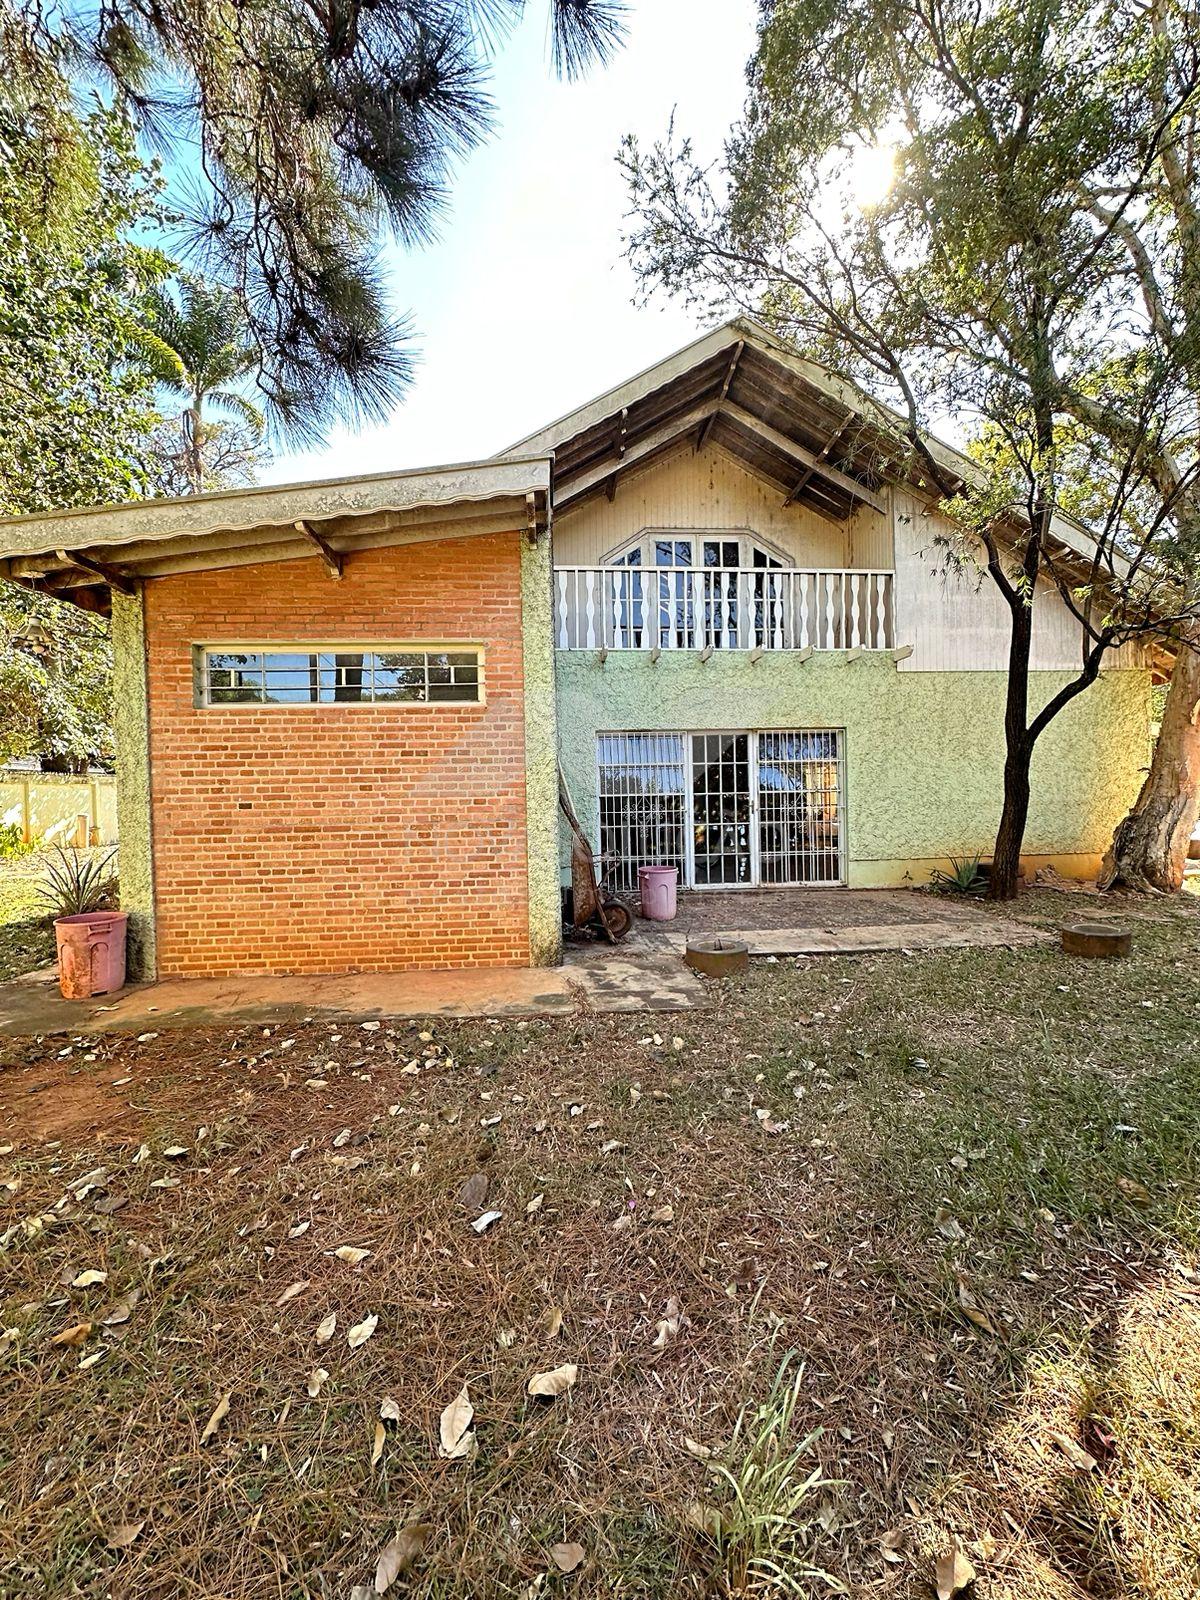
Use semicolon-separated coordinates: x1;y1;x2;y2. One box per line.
638;865;679;921
55;911;128;1000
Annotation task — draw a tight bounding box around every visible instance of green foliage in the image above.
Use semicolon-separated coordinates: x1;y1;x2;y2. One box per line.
37;846;118;919
145;277;267;492
0;823;32;860
0;588;113;768
930;855;987;895
707;1349;836;1594
0;96;169;515
623;0;1200;894
2;0;625;441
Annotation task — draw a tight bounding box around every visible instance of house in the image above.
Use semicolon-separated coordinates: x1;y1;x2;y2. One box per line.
0;321;1152;979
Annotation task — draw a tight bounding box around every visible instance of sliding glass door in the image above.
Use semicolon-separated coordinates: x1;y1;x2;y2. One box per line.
596;730;845;890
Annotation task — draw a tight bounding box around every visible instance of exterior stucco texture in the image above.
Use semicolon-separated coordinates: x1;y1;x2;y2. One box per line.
555;654;1152;885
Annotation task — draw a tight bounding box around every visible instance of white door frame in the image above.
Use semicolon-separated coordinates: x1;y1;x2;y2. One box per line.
595;727;847;890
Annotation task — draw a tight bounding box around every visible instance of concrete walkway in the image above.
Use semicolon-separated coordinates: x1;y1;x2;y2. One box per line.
0;890;1043;1037
0;947;708;1036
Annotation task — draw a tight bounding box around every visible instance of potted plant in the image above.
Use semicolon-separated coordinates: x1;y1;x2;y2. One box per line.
39;846;126;1000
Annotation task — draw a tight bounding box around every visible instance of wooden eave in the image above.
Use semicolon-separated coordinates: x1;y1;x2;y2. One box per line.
0;458;552;610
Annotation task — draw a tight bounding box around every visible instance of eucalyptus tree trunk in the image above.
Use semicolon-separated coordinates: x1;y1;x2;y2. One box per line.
1100;625;1200;891
1101;4;1200;891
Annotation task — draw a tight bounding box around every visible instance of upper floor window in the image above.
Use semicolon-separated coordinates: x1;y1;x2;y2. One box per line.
199;647;483;706
604;531;787;571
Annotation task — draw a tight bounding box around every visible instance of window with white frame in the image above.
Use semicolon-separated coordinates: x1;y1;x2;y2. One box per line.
601;531;790;649
199;647;483;705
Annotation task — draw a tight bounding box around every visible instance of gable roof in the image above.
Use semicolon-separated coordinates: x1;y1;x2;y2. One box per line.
502;316;975;522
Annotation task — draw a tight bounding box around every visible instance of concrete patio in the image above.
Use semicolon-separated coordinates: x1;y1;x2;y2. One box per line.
622;886;1049;957
0;889;1045;1037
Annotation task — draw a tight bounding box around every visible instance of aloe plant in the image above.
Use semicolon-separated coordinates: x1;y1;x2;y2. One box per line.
37;846;117;919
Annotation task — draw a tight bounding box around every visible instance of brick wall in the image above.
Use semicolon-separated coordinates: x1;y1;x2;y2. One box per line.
143;532;531;975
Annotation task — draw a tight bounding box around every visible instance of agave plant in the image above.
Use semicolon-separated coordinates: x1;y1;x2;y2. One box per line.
930;855;988;895
37;846;118;919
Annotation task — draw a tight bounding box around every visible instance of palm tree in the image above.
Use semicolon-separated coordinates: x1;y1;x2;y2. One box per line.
145;279;266;493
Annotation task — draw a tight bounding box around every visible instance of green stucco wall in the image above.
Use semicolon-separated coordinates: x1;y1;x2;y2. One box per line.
555;653;1152;885
521;534;563;963
110;585;157;977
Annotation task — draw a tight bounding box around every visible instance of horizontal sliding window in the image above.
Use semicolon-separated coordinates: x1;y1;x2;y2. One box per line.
201;648;482;706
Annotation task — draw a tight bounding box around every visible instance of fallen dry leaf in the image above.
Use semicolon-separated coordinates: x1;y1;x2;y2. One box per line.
275;1280;310;1308
934;1207;966;1242
380;1395;401;1422
527;1363;578;1398
682;1500;725;1538
71;1269;108;1289
306;1367;329;1398
332;1246;371;1265
879;1527;905;1564
526;1193;544;1215
648;1204;674;1224
200;1391;231;1445
457;1172;489;1210
549;1541;585;1573
374;1523;431;1592
315;1311;337;1344
371;1420;385;1467
954;1274;997;1336
652;1295;689;1349
683;1435;712;1461
100;1292;139;1327
105;1519;145;1550
51;1321;93;1348
348;1313;378;1349
542;1306;564;1338
1049;1429;1099;1473
438;1384;476;1460
1117;1175;1152;1205
934;1544;976;1600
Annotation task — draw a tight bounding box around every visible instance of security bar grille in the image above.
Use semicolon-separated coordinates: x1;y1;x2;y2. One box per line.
597;733;688;894
202;648;482;705
691;733;753;885
757;730;844;885
595;729;845;890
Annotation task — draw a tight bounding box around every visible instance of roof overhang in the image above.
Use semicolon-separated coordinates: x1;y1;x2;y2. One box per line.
501;317;974;521
0;456;552;612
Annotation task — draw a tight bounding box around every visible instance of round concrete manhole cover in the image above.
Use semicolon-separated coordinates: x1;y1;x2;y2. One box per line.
1060;921;1132;959
684;938;750;978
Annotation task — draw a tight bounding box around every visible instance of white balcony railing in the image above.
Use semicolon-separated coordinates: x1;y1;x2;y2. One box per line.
553;566;894;652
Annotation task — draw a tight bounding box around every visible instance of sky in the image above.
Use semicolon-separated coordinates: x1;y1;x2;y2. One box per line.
265;1;759;486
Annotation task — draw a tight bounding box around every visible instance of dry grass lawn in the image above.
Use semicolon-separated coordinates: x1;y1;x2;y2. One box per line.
2;889;1199;1599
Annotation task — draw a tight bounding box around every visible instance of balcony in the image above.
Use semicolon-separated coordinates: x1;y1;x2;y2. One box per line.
553;566;894;652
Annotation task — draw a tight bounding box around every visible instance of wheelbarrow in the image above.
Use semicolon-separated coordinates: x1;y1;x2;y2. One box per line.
559;770;633;943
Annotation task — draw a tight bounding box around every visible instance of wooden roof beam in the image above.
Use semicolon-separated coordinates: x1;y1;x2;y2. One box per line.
783;416;854;508
54;549;135;594
696;340;744;453
554;399;719;508
294;519;343;579
720;401;887;514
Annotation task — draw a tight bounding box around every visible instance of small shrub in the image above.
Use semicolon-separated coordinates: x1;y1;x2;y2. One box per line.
0;823;33;860
930;854;988;895
705;1350;839;1594
37;846;118;918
